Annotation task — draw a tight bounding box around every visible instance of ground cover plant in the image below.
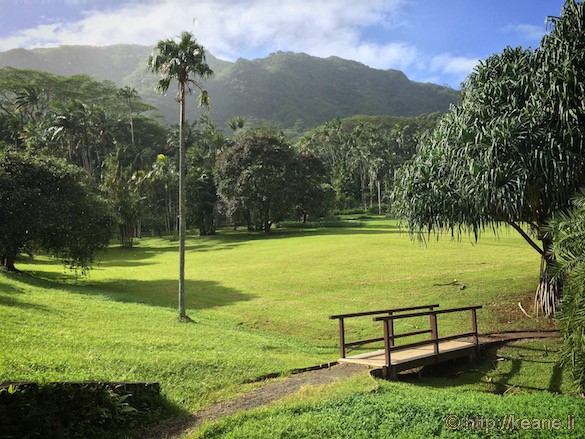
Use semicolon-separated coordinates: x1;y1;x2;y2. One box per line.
195;365;582;438
195;339;580;438
1;218;550;415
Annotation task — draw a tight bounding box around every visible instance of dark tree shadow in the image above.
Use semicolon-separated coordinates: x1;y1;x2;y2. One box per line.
3;270;253;312
0;273;51;312
396;342;566;394
91;278;255;310
0;292;51;312
549;363;564;393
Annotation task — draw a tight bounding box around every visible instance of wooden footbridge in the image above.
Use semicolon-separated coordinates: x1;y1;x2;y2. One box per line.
329;304;481;379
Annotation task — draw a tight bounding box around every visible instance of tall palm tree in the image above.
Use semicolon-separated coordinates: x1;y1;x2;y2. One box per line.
148;31;213;321
118;86;139;147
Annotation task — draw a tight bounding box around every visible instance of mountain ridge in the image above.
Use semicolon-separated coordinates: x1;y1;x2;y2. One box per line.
0;44;458;132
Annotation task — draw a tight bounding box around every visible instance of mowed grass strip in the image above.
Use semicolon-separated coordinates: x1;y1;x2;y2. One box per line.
0;274;326;410
2;218;546;410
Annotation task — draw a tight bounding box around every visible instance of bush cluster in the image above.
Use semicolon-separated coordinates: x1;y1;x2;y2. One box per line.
0;382;170;438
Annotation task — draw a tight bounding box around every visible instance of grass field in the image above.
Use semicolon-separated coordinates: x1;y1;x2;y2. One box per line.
196;346;582;438
0;218;568;429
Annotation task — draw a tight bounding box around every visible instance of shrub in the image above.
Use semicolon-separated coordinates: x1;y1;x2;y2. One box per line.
0;382;171;438
277;219;365;228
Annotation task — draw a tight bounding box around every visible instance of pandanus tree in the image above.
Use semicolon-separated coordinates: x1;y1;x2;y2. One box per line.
392;0;585;317
148;31;213;321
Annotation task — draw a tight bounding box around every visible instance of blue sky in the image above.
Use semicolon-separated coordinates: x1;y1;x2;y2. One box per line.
0;0;569;88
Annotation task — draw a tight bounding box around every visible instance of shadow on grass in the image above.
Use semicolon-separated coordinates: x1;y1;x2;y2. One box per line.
0;292;51;312
397;342;566;395
3;270;254;312
92;225;404;268
93;278;255;310
0;273;52;312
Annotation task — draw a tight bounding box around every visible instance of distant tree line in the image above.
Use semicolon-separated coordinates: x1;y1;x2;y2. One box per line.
0;65;437;260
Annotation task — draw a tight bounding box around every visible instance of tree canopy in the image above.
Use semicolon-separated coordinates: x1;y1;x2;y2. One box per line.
392;0;585;316
0;151;114;272
216;128;324;233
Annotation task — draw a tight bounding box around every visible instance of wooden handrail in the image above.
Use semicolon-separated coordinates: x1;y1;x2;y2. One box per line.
387;332;477;352
329;304;439;320
340;329;432;348
374;306;482;367
330;304;439;358
345;337;384;348
373;306;482;322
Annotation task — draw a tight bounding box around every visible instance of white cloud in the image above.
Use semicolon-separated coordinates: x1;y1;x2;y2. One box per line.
0;0;418;70
427;53;479;88
501;23;546;42
430;54;479;75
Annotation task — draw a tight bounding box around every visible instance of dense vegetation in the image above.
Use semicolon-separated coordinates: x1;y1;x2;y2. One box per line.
2;1;585;435
393;0;585;318
0;63;437;266
0;151;113;271
0;46;458;133
216;129;328;232
549;191;585;393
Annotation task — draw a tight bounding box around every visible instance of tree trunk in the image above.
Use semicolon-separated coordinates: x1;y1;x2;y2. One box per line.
264;220;271;234
246;210;254;231
534;236;560;317
360;171;367;211
1;254;17;272
178;84;187;322
377;179;382;215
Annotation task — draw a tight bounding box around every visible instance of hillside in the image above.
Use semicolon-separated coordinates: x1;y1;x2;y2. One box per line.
0;45;458;132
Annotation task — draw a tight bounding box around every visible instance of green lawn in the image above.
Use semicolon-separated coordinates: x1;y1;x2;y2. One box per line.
195;339;581;438
0;218;560;416
196;366;582;438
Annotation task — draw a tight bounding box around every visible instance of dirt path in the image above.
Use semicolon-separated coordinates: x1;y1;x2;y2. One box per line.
138;330;559;439
138;363;369;439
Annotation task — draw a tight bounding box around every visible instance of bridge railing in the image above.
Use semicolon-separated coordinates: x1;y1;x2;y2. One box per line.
329;304;439;358
373;306;482;367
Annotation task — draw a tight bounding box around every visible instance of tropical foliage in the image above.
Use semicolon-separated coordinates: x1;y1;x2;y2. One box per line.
548;190;585;394
148;31;213;321
300;114;440;211
392;0;585;316
0;151;114;271
216;128;326;233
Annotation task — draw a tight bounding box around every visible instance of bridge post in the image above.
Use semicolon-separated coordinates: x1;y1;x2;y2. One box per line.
471;308;479;360
383;318;392;366
338;318;346;358
429;312;439;355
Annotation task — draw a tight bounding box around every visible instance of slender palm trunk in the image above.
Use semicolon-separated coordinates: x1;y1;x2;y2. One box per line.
128;98;135;147
178;84;187;321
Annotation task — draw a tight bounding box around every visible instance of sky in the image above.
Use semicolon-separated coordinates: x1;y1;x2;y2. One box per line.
0;0;569;88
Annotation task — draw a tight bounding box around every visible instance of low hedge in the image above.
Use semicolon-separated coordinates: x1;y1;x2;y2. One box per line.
278;219;365;229
0;381;170;438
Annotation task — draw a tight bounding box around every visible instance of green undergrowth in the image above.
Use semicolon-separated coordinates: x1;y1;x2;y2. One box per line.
195;340;581;438
277;219;365;228
196;378;583;438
